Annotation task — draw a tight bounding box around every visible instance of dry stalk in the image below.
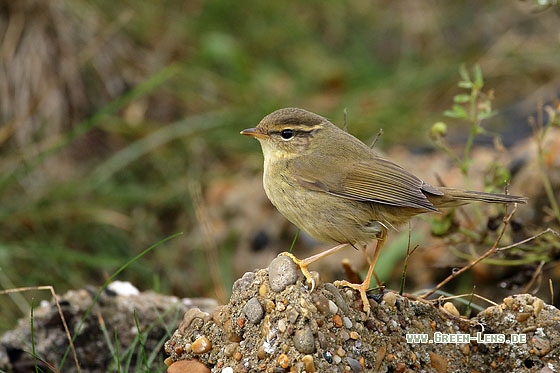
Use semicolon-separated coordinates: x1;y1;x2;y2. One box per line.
0;285;80;372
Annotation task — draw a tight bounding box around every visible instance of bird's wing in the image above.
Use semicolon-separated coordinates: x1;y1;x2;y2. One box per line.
290;154;441;212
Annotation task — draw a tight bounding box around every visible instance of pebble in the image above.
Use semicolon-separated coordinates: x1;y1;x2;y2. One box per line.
312;293;332;315
428;352;448;373
395;362;406;373
302;355;316;372
443;302;460;317
333;314;343;328
221;368;234;373
232;271;256;293
268;255;298;292
278;353;290;369
293;324;315;354
328;300;338;314
531;336;551;356
178;308;211;334
222;318;241;343
503;296;515;309
243;297;264;324
516;312;531;322
336;346;346;357
342;316;352;329
257;346;267;360
347;357;362;372
278;319;287;333
224;343;238;357
264;299;275;313
317;331;327;349
382;292;397;307
259;283;268;297
375;346;386;371
167;359;210;373
533;298;544;317
191;336;212;354
106;280;139;296
287;307;299;324
324;283;349;314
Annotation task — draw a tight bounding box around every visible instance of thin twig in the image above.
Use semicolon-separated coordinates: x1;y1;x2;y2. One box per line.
521;260;545;294
496;227;560;252
399;226;418;296
432;291;499;307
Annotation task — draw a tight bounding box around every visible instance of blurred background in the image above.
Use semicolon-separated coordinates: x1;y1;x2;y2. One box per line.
1;0;559;332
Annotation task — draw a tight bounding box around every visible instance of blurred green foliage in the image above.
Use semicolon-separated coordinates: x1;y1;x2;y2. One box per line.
1;0;559;331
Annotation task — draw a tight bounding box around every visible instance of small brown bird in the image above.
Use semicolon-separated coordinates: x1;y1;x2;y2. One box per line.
241;107;526;313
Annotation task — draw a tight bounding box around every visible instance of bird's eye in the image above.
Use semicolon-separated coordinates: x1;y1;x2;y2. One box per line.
280;129;294;140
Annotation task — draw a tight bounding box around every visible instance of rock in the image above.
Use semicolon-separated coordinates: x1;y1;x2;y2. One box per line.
302;354;316;372
167;359;210;373
443;302;460;317
164;265;560;372
191;336;212;354
178;308;211;334
232;271;256;293
0;287;216;372
243;297;264;324
268;254;298;292
429;352;448;373
293;323;315;354
347;357;362;372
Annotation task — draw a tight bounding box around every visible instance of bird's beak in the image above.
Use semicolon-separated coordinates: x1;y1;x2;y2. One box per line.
240;127;268;139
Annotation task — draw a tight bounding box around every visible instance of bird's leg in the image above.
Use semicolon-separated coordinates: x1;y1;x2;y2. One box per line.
361;244;384;291
334;228;387;314
282;243;348;291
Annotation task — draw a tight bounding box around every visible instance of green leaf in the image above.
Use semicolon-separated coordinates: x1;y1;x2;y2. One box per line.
478;110;498;120
452;104;467;117
453;94;471;104
443;110;462;118
474;126;487;135
458;81;473;89
443;110;459;118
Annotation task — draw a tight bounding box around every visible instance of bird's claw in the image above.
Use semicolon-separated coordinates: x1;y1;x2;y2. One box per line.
281;252;316;292
308;277;316;292
334;279;371;315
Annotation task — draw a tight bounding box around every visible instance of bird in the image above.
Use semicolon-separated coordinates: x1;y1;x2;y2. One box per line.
241;107;526;313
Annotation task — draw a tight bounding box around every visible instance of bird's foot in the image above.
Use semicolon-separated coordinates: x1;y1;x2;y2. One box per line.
334;279;372;315
281;252;317;291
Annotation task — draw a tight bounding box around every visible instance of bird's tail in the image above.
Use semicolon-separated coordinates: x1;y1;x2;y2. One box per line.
430;187;527;208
